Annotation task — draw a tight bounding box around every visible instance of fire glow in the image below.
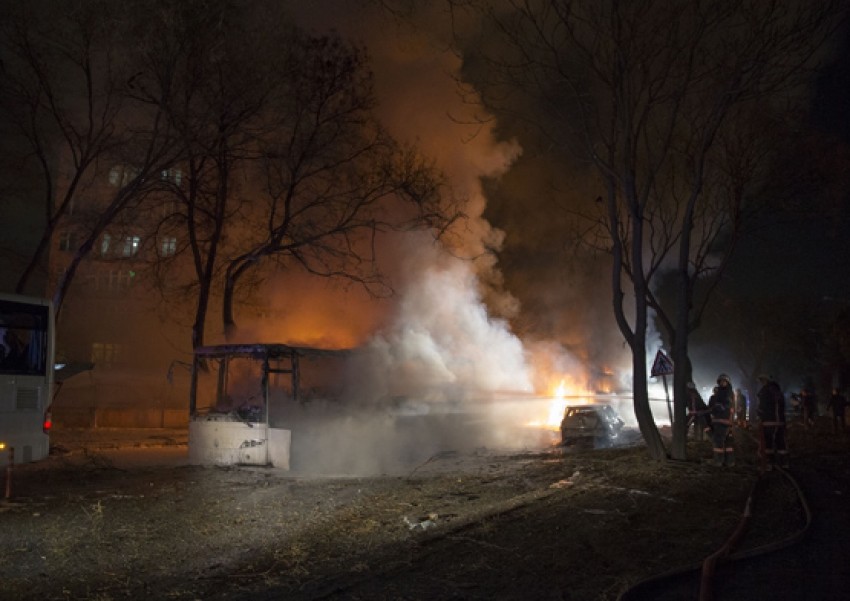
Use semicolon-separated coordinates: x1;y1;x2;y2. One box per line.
527;376;595;431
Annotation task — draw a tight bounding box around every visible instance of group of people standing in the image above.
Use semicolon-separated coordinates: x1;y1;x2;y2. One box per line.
686;373;790;469
786;387;848;432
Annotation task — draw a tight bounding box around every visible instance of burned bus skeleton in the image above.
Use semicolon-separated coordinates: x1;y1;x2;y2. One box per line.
188;343;350;469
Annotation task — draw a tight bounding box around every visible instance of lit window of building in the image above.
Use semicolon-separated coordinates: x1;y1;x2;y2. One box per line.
109;165;140;187
161;168;183;186
91;342;123;366
123;167;139;186
100;233;112;257
58;232;74;251
109;166;122;186
103;269;134;291
122;236;141;257
161;237;177;257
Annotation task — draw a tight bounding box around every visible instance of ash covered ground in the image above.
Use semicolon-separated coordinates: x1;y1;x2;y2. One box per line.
1;419;848;601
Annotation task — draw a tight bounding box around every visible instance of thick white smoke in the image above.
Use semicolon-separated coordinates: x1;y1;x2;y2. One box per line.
351;233;534;403
265;1;584;473
286;1;538;396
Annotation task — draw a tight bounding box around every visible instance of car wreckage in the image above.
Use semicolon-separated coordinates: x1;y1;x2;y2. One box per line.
559;403;625;448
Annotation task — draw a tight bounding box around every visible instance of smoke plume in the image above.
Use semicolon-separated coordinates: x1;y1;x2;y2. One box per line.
248;1;590;473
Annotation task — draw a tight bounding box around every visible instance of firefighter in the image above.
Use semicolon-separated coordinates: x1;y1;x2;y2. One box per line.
708;374;735;467
757;375;789;469
686;382;709;441
826;388;847;434
801;388;818;428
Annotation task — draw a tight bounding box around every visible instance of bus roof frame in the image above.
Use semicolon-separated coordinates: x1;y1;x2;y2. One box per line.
189;343;351;417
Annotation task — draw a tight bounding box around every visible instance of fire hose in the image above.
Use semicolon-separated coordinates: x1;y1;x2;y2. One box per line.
697;460;811;600
616;428;812;601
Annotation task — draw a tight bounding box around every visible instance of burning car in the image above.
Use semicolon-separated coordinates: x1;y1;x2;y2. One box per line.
560;404;625;448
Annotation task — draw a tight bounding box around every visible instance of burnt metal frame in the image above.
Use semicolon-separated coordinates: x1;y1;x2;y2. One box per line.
189;343;350;421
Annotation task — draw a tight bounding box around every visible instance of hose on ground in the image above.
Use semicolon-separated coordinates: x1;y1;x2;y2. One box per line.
617;430;812;601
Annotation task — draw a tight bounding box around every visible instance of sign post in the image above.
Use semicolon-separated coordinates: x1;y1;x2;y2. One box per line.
651;350;675;426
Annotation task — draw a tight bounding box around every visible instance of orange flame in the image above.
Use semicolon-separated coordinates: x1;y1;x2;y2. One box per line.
526;375;595;430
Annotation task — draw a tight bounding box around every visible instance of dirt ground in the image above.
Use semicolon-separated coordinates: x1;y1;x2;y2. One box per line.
1;420;847;601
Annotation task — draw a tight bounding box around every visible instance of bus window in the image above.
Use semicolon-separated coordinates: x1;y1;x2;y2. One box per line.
0;294;54;466
0;300;50;376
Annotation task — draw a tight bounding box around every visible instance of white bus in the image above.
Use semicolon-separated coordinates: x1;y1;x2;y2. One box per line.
0;293;55;466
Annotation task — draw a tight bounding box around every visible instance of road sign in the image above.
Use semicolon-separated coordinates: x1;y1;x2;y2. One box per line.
651;349;674;377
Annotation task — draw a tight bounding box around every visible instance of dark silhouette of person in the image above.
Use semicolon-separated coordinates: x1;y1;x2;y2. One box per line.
757;375;789;469
801;388;818;428
686;382;709;441
708;374;735;467
826;389;847;434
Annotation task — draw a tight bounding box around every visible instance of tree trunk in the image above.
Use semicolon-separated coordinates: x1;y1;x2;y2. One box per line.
16;228;52;296
633;288;667;460
188;278;211;415
222;258;236;343
222;257;254;343
193;281;210;351
17;159;87;296
52;241;92;320
670;230;693;460
670;333;690;460
607;173;666;460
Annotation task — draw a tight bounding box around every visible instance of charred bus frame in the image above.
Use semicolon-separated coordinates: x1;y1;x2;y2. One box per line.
188;343;350;468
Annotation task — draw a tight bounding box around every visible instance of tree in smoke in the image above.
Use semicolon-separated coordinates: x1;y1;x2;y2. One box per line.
136;2;455;351
452;0;845;460
130;2;457;410
220;34;453;340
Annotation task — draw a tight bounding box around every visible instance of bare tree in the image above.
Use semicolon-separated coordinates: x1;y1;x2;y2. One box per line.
126;0;293;352
452;0;844;459
220;33;454;340
0;0;181;315
135;4;457;345
130;3;456;409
